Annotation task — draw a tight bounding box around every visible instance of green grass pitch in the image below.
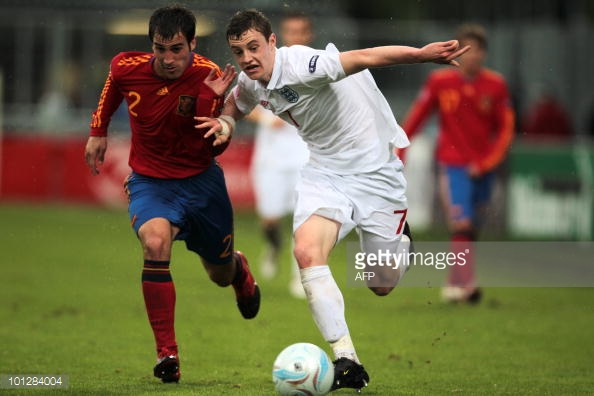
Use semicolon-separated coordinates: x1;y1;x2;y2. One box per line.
0;203;592;395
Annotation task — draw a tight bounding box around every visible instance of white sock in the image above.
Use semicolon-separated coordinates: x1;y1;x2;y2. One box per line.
330;334;360;364
300;265;359;363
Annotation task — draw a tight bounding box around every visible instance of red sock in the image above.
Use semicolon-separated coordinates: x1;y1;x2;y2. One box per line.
142;260;177;358
447;233;475;287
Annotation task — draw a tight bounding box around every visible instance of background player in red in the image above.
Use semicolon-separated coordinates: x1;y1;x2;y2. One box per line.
84;5;260;383
521;81;573;141
402;24;515;303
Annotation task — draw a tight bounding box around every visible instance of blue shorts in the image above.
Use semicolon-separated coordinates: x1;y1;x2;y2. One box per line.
441;165;495;223
126;162;234;265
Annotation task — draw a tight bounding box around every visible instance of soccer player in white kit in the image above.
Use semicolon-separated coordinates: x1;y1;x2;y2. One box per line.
247;12;311;298
196;9;469;391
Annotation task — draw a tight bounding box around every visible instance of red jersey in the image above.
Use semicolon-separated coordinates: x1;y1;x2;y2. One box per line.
90;51;226;178
403;68;515;173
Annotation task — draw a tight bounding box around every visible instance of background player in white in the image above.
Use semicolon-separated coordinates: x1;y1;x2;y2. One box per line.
196;9;468;392
246;11;311;298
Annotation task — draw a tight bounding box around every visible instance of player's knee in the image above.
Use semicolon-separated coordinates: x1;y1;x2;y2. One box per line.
293;244;315;268
369;286;394;296
204;261;234;287
450;219;473;235
142;234;171;258
207;270;233;287
210;274;231;287
451;225;476;241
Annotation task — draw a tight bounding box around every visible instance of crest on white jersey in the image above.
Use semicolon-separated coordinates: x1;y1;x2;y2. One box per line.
278;86;299;103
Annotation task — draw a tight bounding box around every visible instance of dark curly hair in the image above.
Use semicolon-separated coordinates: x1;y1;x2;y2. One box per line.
149;4;196;45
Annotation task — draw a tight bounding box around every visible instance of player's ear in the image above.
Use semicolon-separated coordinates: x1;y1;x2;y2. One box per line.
190;37;196;51
269;32;277;47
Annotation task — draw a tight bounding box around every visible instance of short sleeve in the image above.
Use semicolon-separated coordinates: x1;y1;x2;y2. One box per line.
281;44;346;89
233;74;260;115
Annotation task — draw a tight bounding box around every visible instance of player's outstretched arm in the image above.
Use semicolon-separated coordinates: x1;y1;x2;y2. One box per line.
339;40;470;76
84;136;107;176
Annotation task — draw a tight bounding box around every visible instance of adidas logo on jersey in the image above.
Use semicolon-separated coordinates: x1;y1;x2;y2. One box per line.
157;87;169;96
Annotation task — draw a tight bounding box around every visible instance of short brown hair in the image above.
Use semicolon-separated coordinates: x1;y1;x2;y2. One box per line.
226;9;273;42
456;24;488;49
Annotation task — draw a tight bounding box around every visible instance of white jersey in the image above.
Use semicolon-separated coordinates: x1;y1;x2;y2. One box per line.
233;43;410;174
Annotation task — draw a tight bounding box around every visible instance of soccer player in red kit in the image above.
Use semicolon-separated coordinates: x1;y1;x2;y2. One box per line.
402;24;515;303
84;5;260;383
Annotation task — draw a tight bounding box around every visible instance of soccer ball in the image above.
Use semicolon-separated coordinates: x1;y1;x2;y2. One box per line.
272;342;334;396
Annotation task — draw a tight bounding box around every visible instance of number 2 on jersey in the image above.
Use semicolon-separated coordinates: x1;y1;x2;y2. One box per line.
128;91;141;117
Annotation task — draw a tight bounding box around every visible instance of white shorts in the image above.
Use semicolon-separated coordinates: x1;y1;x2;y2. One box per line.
293;156;408;253
252;165;301;219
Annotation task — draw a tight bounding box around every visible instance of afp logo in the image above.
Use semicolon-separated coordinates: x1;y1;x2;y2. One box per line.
278;86;299;103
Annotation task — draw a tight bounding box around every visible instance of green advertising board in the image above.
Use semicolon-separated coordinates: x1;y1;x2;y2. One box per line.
507;142;594;240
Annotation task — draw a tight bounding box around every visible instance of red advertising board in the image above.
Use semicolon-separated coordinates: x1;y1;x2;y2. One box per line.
0;135;255;209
